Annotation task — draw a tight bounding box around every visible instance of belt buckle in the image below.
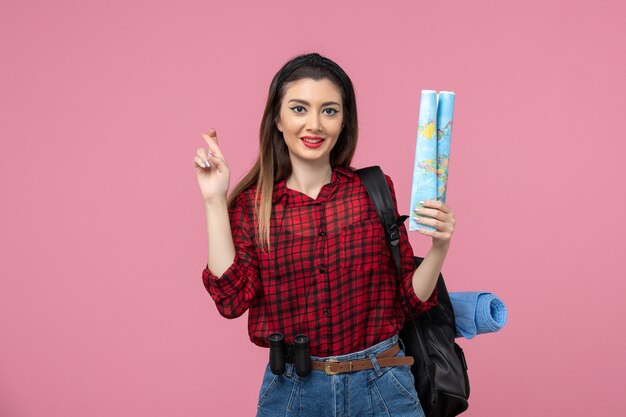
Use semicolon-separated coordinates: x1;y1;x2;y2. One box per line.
324;359;340;376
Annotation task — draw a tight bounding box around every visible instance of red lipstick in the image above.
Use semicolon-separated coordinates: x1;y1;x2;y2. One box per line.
300;136;325;149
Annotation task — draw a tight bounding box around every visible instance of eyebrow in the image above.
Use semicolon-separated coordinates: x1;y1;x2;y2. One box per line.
288;99;342;107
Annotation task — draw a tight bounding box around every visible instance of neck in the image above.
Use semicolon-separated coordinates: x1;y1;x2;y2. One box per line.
286;161;333;198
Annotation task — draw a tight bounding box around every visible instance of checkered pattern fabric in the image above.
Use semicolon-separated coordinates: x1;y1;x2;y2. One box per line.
203;166;437;356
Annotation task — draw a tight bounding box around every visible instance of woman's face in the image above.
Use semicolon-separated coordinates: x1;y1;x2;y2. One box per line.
276;77;344;168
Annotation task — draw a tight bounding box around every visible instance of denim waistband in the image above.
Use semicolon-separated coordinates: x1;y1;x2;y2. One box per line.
310;335;400;362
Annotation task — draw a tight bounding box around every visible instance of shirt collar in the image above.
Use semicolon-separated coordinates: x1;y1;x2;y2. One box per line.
272;165;354;203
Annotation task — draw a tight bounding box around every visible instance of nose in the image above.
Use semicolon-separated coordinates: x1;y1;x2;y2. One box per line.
306;112;321;132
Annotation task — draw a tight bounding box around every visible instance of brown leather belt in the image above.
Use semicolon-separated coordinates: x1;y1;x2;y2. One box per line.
311;343;414;376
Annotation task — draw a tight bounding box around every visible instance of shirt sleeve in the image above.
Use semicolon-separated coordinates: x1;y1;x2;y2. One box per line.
201;192;262;319
385;174;438;319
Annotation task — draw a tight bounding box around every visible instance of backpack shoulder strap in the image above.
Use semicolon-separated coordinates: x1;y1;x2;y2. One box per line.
354;166;409;276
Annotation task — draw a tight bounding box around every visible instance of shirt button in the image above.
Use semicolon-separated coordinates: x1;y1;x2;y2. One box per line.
319;265;327;274
323;309;329;316
319;231;326;237
324;349;330;354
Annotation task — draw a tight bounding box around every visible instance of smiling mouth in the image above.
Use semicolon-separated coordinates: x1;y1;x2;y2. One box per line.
302;138;324;143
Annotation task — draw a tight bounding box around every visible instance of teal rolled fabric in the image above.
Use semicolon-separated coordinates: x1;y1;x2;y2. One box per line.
449;292;508;339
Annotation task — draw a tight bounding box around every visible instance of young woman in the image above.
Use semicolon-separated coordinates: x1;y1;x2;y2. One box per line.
194;52;456;417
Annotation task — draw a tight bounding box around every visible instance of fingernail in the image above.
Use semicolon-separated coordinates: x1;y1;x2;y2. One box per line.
204;161;210;168
414;208;420;212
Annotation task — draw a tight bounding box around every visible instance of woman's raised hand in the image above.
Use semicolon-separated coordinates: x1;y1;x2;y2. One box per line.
194;128;231;203
412;200;456;250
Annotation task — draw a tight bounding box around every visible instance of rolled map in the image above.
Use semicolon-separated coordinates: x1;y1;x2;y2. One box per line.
436;92;455;203
409;90;438;231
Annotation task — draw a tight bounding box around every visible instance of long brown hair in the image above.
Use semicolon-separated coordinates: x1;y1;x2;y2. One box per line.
228;52;359;252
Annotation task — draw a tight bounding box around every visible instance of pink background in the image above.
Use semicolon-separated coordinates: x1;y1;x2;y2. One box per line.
1;0;625;416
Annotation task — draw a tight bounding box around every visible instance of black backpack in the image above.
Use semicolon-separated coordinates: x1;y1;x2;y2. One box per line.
355;166;470;417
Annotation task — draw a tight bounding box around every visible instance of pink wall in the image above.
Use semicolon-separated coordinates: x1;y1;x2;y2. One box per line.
1;0;625;416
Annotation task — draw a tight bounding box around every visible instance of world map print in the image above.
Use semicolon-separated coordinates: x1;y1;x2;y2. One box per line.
409;91;455;231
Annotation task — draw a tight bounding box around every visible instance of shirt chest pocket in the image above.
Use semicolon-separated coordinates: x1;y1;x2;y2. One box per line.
338;218;388;274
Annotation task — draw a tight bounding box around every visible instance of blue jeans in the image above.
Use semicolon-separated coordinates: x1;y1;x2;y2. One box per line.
256;335;426;417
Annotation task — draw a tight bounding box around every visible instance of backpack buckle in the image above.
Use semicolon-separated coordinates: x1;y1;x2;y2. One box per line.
387;224;400;246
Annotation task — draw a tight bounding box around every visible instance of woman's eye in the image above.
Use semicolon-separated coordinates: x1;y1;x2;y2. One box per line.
290;106;306;113
323;108;338;115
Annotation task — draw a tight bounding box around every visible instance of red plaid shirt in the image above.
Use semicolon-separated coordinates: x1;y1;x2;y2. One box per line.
202;165;437;356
